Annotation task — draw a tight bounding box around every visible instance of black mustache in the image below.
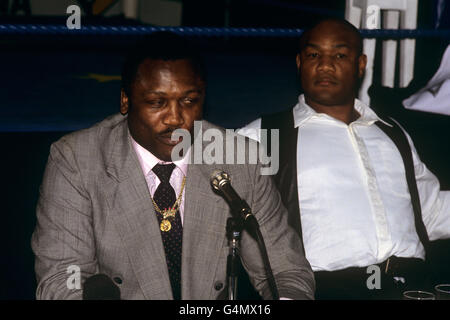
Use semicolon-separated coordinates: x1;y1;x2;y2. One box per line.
159;128;181;137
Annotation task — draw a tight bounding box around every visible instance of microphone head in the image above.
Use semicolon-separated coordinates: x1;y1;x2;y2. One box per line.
210;170;230;190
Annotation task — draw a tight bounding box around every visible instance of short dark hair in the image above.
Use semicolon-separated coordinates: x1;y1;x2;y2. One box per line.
121;31;206;96
298;18;363;56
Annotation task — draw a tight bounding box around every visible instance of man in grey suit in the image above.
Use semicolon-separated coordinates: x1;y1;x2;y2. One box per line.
31;32;314;300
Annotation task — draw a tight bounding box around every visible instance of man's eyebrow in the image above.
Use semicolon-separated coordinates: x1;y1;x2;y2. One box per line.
304;43;351;49
143;89;203;95
334;44;350;49
144;90;166;95
305;43;320;49
185;89;203;95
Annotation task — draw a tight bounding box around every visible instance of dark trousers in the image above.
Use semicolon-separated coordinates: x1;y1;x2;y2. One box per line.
314;257;430;300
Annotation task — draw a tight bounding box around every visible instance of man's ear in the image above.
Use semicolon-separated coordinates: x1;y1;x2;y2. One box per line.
358;54;367;79
120;89;129;115
296;53;302;72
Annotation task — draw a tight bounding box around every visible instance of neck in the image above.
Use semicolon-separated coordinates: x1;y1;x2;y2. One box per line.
305;96;359;125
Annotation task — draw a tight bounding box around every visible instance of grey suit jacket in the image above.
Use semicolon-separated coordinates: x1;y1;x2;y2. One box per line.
31;113;314;300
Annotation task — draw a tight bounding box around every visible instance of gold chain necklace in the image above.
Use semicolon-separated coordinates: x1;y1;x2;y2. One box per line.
151;176;186;232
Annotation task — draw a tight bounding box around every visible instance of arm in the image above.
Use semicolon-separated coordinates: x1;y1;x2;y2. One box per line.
31;139;98;299
239;161;315;300
405;131;450;241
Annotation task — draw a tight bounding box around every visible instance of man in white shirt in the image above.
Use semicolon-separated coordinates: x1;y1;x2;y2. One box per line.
239;19;450;299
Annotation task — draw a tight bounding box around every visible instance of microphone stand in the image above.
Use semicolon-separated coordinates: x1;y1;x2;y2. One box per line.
226;217;243;300
211;171;279;300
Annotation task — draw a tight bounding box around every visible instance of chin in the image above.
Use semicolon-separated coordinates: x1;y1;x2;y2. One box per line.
148;145;172;162
160;151;174;162
313;91;355;105
310;94;340;106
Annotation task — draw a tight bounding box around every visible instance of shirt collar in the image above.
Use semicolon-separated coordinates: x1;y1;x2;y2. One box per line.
131;136;190;177
293;94;392;128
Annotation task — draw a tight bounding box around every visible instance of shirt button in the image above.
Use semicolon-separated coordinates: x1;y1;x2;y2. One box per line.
214;281;224;291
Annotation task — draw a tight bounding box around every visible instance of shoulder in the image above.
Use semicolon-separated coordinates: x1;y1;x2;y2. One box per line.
240;118;262;131
48;113;127;170
52;113;126;152
374;116;415;144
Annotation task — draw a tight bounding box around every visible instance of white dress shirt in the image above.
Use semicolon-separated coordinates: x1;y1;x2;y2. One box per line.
131;138;189;225
238;94;450;272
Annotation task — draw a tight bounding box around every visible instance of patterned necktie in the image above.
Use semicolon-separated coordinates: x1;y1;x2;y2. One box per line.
152;163;183;300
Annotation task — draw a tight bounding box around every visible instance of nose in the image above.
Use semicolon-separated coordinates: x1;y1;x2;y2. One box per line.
163;100;184;127
317;55;335;72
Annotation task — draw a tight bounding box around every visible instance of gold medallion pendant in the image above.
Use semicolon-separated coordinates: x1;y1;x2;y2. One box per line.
160;219;172;232
150;176;186;233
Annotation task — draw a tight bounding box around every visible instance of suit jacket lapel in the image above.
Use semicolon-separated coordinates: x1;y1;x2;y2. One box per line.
103;120;173;299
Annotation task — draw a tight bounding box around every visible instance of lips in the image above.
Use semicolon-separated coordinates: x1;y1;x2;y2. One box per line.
158;135;181;146
315;77;338;86
158;132;182;146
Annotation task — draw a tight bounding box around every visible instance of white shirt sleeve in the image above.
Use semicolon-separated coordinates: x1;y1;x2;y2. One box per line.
405;130;450;241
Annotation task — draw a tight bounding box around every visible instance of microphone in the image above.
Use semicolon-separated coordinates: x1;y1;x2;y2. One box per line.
210;170;260;235
210;170;254;223
82;274;121;300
